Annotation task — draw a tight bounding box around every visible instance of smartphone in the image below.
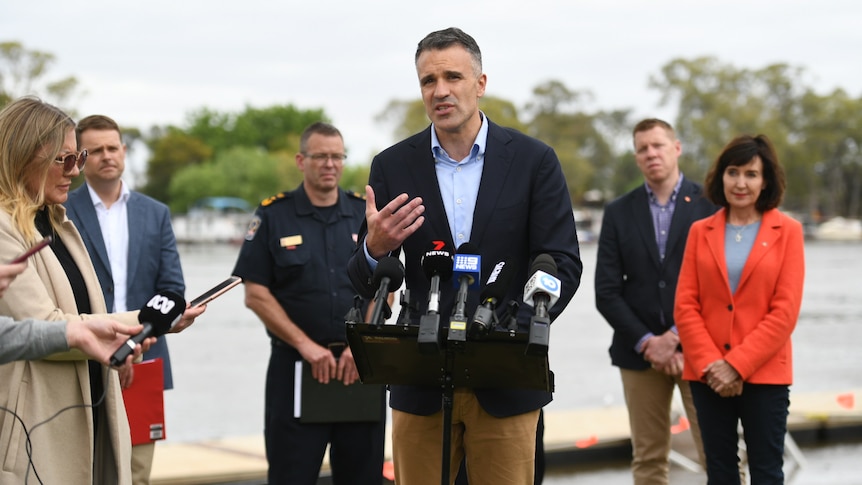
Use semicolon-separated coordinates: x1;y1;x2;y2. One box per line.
8;236;53;264
189;276;242;307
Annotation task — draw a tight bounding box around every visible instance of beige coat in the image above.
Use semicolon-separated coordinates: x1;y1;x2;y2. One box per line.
0;207;138;485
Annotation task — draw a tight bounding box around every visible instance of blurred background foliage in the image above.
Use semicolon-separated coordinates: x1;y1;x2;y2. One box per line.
3;41;861;220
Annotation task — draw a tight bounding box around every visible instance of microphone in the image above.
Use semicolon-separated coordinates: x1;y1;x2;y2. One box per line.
368;256;405;327
417;242;453;353
469;259;516;338
447;243;480;348
523;254;561;356
110;291;185;367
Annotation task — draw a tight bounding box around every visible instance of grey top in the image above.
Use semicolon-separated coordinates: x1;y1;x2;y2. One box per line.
0;317;69;364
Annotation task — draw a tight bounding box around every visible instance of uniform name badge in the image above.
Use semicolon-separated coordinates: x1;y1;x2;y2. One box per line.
280;235;303;248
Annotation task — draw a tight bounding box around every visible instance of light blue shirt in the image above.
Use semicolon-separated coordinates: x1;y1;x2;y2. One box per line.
364;114;490;268
645;174;684;262
431;113;489;246
636;175;684;353
725;220;761;294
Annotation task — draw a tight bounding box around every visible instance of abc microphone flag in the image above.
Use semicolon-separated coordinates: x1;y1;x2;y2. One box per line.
110;291;185;367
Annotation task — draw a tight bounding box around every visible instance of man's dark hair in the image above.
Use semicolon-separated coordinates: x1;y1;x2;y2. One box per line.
415;27;482;75
632;118;676;144
299;121;343;154
75;114;122;146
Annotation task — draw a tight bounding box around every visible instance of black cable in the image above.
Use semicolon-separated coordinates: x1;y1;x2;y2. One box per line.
0;365;110;485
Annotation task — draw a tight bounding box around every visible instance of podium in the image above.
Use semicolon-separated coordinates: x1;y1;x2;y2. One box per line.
346;321;553;484
347;323;553;391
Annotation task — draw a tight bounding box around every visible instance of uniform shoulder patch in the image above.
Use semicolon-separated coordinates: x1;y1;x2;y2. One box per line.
346;190;366;201
245;214;262;241
260;191;290;207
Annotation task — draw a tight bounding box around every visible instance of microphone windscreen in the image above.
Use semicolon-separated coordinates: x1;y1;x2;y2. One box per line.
529;253;558;278
453;242;481;288
479;260;516;302
456;242;479;255
139;290;186;336
522;254;561;308
422;243;454;281
373;256;405;291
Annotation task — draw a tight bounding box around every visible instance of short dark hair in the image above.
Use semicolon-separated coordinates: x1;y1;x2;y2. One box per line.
704;134;785;212
632;118;676;143
299;122;343;154
415;27;482;76
76;114;121;146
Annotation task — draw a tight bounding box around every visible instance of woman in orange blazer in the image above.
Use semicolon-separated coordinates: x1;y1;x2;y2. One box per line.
675;134;804;484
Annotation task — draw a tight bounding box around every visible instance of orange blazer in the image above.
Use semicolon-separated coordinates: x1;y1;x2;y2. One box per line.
675;208;805;385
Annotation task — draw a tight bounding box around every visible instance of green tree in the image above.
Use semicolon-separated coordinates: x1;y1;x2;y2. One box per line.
374;98;428;141
167;147;298;213
480;96;527;132
142;128;213;203
0;41;82;110
142;104;329;209
649;57;804;189
524;80;622;204
794;89;862;219
185;105;326;153
594;109;639;200
650;56;862;218
340;164;371;195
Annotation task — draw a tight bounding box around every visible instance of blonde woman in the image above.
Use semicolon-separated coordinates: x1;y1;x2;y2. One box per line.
0;97;203;484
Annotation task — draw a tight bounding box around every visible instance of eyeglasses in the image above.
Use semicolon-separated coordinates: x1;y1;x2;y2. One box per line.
305;153;347;163
54;149;88;172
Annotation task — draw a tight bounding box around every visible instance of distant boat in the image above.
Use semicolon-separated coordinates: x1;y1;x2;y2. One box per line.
813;217;862;241
173;197;254;244
574;208;601;243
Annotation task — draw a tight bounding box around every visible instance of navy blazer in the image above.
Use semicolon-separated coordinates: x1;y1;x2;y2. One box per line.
65;184;185;389
594;177;717;370
348;121;583;417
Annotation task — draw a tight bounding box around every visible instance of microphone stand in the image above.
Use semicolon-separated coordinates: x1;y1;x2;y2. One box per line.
440;348;457;485
369;280;393;328
344;295;553;485
397;289;412;327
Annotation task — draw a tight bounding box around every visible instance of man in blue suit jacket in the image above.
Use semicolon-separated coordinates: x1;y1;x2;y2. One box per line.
65;114;185;485
347;27;582;485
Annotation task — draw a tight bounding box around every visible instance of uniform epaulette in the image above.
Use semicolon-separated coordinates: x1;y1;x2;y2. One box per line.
346;190;366;201
260;191;291;207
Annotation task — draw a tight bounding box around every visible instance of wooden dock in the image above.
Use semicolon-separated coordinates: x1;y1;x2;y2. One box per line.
150;388;861;485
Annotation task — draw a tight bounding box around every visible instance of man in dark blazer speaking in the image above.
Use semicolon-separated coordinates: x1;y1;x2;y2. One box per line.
65;114;186;485
347;27;582;485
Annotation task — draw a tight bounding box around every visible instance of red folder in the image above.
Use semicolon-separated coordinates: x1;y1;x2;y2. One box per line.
122;358;166;445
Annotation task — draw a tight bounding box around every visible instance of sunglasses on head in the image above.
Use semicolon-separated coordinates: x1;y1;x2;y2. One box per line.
54;149;88;172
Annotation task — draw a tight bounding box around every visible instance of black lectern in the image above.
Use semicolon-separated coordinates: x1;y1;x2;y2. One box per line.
346;322;553;485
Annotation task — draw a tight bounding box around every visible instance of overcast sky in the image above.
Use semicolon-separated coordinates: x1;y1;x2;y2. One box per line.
4;0;861;180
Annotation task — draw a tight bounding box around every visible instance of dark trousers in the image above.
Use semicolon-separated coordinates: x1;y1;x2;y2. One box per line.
690;381;789;485
265;345;386;485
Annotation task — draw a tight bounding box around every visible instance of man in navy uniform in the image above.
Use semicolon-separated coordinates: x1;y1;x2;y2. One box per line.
232;122;385;484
